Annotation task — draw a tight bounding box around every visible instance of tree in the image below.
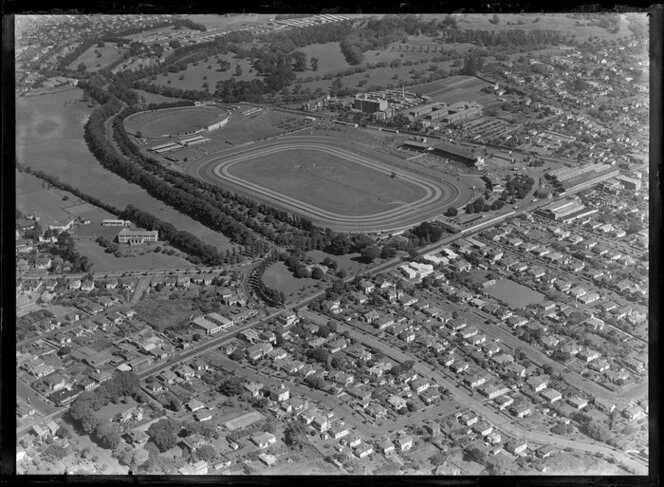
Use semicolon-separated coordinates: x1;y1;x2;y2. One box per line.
169;40;181;49
294;265;310;278
235;64;243;76
463;446;486;464
312;267;325;280
147;418;179;452
78;63;87;73
310;57;319;71
95;422;122;450
445;207;458;217
196;445;216;462
284;421;307;448
360;245;382;263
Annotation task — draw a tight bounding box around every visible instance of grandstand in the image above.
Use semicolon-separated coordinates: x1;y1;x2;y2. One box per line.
150;142;180;154
179;135;211;147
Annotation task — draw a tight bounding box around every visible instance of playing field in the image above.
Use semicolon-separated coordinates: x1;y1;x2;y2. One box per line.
189;135;473;233
227;146;427;215
484;279;544;309
124;106;228;137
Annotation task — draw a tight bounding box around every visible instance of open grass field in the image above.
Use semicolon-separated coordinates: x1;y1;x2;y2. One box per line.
74;238;195;272
261;262;319;302
124;105;228;137
16;88;236;253
411;75;499;106
227;146;428;215
188;135;472;233
16;172;76;226
134;298;196;330
133;88;185;106
224;410;266;431
484;279;544;309
152;53;256;91
455;13;638;42
67;43;127;72
296;42;349;75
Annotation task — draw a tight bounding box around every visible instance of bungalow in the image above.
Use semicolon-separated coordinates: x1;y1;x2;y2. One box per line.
540;335;560;349
494;395;514;410
411;377;430;394
387;395;408;411
505;439;528;455
589;358;610;373
251;432;277;449
527;376;548;393
540;388;563;404
359;279;375;294
330;423;351;440
511;405;532;418
577;349;600;363
187;399;205;412
363;310;380;323
374;315;395;331
479;384;511;400
366;404;389;420
420;387;441;405
378;439;395;455
464;374;487;389
355;443;374;459
593;397;616;414
567;396;588;410
195;410;213;422
472;421;494;437
459;412;479;427
537;445;556;459
399;294;419;307
506;316;528;328
623;406;646;422
396;435;413;452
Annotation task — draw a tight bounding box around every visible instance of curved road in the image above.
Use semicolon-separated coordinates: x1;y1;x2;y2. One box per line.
187;135;474;233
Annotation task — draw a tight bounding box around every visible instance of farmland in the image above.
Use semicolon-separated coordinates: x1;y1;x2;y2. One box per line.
16;172;82;226
67;43;127;72
16;88;236;253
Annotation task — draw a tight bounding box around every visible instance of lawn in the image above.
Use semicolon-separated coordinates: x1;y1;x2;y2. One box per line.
16;172;77;226
67;43;127;72
227;147;427;215
74;238;195;272
261;262;319;303
124;106;227;137
204;109;307;146
133;88;185;106
16;88;236;253
151;53;256;91
456;12;638;42
484;279;544;309
134;298;196;331
296;42;350;76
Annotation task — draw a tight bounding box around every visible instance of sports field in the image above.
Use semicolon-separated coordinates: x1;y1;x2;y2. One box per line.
188;135;473;233
124;106;228;137
228;147;427;215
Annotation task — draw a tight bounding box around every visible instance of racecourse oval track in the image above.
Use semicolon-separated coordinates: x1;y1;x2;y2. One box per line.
187;135;474;233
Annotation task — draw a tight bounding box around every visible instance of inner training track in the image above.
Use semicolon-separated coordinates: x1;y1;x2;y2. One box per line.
186;135;473;233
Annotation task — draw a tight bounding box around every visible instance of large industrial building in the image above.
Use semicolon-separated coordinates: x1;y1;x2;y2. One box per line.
549;163;620;194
